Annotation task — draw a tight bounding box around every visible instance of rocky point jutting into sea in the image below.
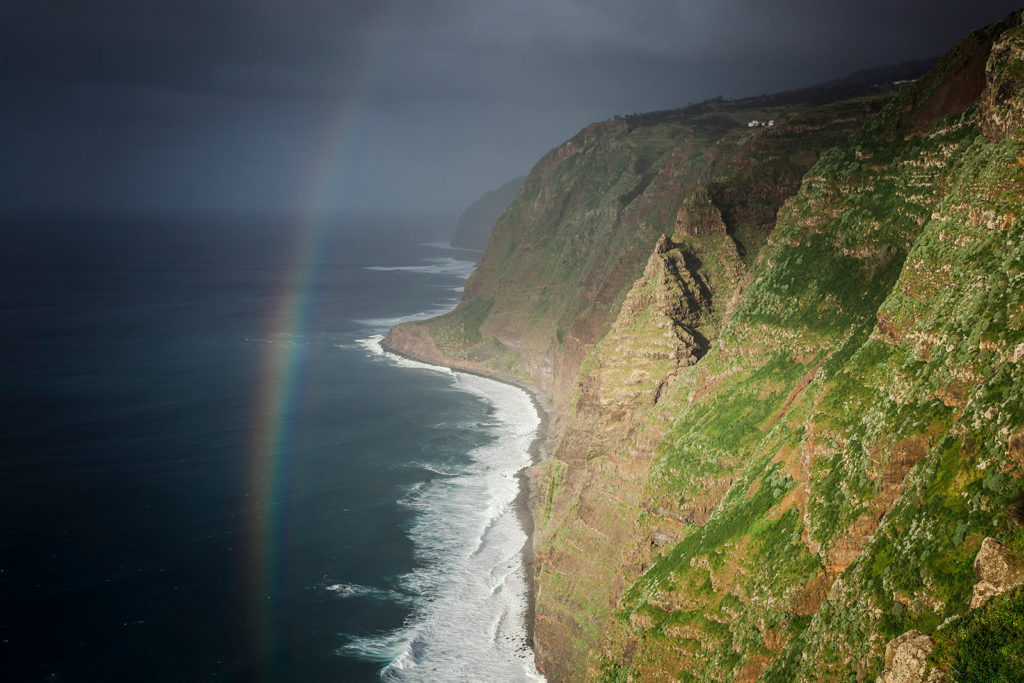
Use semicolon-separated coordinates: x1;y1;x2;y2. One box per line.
386;10;1024;681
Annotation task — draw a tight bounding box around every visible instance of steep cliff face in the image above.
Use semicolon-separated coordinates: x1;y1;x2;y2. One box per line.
533;226;747;680
561;12;1024;681
450;176;527;250
388;11;1024;682
391;115;717;416
524;97;912;680
386;88;889;425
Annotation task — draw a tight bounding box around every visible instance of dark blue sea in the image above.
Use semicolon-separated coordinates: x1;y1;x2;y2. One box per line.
0;212;542;682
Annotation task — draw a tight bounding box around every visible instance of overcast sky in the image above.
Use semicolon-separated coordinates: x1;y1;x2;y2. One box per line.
1;1;1020;214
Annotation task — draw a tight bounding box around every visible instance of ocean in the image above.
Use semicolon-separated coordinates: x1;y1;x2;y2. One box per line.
0;212;543;682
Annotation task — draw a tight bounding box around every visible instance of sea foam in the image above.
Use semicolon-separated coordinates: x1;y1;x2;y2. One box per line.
351;305;459;331
364;257;477;278
347;337;545;681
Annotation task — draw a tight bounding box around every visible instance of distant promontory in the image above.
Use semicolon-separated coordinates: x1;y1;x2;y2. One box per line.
450;176;526;250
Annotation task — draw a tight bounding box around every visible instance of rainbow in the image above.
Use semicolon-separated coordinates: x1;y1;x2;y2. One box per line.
244;205;321;671
243;22;399;672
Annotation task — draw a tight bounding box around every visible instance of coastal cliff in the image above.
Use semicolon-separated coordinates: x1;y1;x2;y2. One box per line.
387;79;891;423
451;176;527;250
386;11;1024;681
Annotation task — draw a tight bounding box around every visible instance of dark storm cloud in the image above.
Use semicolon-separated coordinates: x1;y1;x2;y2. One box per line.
0;1;411;99
6;0;1014;103
1;0;1021;213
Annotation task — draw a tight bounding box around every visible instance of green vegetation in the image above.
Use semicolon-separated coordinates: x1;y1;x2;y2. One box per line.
932;586;1024;681
423;296;493;348
391;85;890;417
588;14;1024;680
388;12;1024;682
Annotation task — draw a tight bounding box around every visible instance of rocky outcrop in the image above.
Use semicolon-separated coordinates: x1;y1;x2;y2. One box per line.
382;322;444;365
970;537;1024;609
531;229;743;679
980;14;1024;142
875;537;1024;683
675;187;727;237
877;631;942;683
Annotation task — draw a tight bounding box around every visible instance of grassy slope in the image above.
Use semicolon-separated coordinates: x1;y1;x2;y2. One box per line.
593;15;1024;681
530;99;891;680
385;14;1024;681
395;93;892;414
931;585;1024;680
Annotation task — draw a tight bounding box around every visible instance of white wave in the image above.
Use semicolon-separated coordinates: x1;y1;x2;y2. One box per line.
337;629;413;665
397;481;428;509
418;241;483;254
412;463;463;477
354;256;472;332
355;335;455;376
365;257;477;279
344;351;544;681
351;305;457;332
324;582;414;606
245;336;301;346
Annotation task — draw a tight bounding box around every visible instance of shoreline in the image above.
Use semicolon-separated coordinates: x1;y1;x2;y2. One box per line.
379;337;555;657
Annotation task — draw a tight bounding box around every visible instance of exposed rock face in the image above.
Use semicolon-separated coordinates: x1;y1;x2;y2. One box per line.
532;230;743;680
877;631;941;683
585;239;710;399
980;13;1024;142
970;537;1024;609
820;436;931;572
382;322;444;365
675;187;727;237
